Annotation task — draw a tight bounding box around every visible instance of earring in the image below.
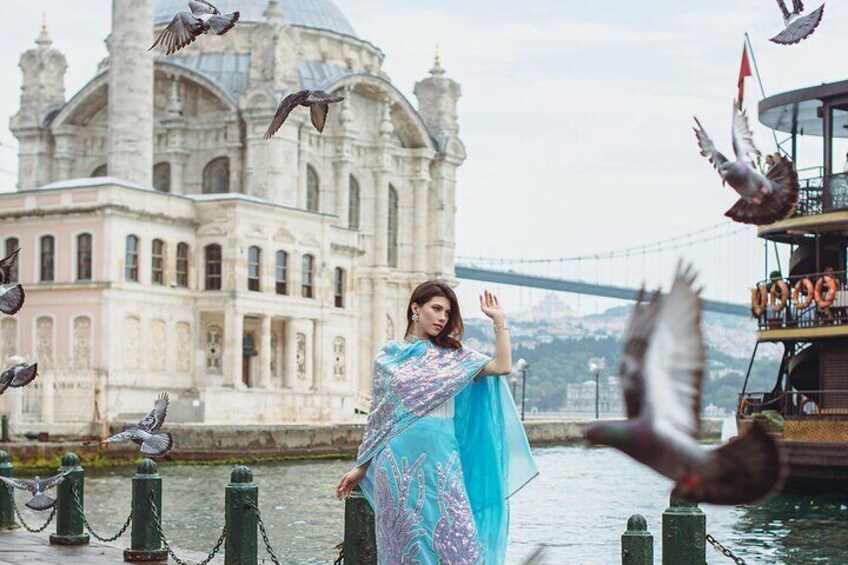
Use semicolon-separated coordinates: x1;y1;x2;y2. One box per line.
411;313;419;322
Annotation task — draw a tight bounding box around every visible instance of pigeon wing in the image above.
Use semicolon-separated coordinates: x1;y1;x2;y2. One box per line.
0;247;20;285
0;367;14;394
641;263;705;443
206;12;240;35
149;12;204;56
140;432;174;457
0;284;25;315
770;4;824;45
693;118;729;171
310;104;329;133
39;470;72;491
9;363;37;388
305;90;345;104
264;91;310;139
137;392;169;433
0;475;35;493
731;105;761;163
618;289;661;419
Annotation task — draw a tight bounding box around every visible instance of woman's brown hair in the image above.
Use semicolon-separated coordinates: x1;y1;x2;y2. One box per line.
405;280;464;349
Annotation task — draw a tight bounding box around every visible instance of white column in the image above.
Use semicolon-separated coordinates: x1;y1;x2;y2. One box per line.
334;158;352;227
41;370;54;425
259;315;272;388
413;178;429;274
304;319;315;390
284;319;297;388
373;170;388;266
224;307;243;388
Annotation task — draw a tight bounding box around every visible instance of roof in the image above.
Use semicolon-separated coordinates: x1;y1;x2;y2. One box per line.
154;0;357;38
758;79;848;138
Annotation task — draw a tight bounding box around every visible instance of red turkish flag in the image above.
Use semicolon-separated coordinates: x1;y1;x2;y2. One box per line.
737;44;752;110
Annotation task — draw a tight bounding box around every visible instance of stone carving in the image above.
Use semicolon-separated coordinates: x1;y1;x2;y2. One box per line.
72;316;91;370
150;319;166;371
333;337;346;381
35;316;54;370
123;316;140;370
206;324;223;374
177;322;191;373
1;318;17;363
296;332;306;379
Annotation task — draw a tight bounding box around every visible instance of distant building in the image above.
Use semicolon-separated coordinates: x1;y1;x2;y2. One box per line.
564;376;624;416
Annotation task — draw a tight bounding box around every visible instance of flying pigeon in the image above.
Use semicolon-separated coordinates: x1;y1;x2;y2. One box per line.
0;284;24;316
150;1;240;56
0;247;20;285
100;392;173;457
264;90;346;138
694;104;799;225
585;264;786;505
771;1;825;45
0;467;78;510
0;360;38;394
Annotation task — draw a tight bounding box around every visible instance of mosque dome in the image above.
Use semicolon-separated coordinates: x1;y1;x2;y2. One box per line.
153;0;357;38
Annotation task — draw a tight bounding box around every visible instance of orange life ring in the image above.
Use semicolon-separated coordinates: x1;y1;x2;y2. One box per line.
814;276;838;309
750;284;767;317
792;278;815;310
769;279;790;312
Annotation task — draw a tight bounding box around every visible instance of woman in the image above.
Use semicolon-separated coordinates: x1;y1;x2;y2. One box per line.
335;280;538;564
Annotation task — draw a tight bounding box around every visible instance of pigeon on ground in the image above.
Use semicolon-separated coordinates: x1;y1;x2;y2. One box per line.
150;0;240;56
0;248;20;285
585;264;786;505
0;284;24;315
100;392;173;457
0;467;77;510
694;104;799;225
264;90;345;138
0;360;38;394
771;1;825;45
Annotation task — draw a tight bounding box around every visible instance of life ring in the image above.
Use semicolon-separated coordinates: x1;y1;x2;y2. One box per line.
750;284;767;317
800;397;818;414
769;279;790;312
792;278;815;310
814;276;838;309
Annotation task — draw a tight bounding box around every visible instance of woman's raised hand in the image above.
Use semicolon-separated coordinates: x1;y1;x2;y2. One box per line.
335;465;367;500
479;290;505;323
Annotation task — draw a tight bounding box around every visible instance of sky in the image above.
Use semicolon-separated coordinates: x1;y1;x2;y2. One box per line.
2;1;844;320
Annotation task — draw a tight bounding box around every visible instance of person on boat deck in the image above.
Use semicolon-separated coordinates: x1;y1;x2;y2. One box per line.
335;280;538;564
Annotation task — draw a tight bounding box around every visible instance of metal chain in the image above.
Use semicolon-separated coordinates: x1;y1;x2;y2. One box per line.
148;492;226;565
248;500;281;565
70;482;132;543
333;543;344;565
8;492;56;533
706;533;748;565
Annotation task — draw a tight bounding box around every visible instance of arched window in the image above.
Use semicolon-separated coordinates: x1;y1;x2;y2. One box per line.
334;267;345;308
151;239;165;285
125;235;139;281
275;250;288;295
301;254;314;298
248;246;261;291
388;185;399;268
306;165;320;212
205;244;222;290
153;162;171;192
202;157;230;194
77;233;92;281
40;235;55;282
348;175;360;229
4;238;19;283
91;164;107;177
176;243;189;288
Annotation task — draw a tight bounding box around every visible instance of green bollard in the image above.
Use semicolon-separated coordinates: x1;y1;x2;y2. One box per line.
622;513;653;565
49;452;89;546
662;492;705;565
1;414;9;443
225;465;258;565
124;459;167;562
0;451;19;530
343;485;377;565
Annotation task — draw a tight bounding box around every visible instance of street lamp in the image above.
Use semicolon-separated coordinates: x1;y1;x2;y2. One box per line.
588;357;605;420
514;358;529;421
509;376;519;401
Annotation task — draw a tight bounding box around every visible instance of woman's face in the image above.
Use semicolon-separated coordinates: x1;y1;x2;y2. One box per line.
413;296;452;337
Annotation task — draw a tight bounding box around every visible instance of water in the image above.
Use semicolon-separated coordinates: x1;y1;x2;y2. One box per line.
14;447;848;564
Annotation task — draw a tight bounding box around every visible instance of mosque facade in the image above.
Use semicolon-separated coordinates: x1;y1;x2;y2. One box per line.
1;0;465;431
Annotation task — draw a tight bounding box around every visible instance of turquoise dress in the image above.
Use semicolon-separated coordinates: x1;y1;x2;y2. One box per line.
356;337;538;564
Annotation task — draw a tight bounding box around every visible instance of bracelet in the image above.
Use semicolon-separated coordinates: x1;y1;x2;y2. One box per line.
493;321;509;333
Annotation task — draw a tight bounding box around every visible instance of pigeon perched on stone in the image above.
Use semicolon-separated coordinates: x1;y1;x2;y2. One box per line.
694;104;799;225
585;264;786;505
100;392;173;457
0;467;77;510
0;247;20;285
150;0;240;56
0;284;24;316
264;90;345;138
0;360;38;395
771;1;825;45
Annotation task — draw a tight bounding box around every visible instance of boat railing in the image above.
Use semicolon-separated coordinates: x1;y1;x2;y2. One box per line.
739;389;848;417
752;268;848;331
793;172;848;217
